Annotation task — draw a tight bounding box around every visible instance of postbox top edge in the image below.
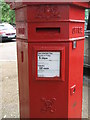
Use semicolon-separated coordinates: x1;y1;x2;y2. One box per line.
6;2;90;9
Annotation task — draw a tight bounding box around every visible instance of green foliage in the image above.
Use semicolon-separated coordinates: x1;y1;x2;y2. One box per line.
0;0;15;24
85;9;89;21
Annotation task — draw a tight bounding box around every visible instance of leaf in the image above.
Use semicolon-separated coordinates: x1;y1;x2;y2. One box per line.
1;0;15;24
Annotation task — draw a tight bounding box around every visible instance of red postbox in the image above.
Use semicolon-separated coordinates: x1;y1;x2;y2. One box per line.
10;2;90;118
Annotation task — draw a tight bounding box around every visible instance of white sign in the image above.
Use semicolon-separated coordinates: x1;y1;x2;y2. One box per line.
37;52;60;77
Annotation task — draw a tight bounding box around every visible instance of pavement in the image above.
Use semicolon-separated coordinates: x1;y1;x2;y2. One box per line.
0;41;19;119
1;61;19;119
0;41;17;61
0;41;89;119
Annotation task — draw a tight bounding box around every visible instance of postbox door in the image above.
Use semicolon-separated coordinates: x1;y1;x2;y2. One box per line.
28;42;69;118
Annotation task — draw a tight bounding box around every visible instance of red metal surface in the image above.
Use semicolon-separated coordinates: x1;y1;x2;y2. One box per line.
16;21;85;42
17;41;30;118
15;2;86;118
68;40;84;118
17;40;84;118
15;5;85;22
16;5;85;42
8;2;90;10
28;42;69;118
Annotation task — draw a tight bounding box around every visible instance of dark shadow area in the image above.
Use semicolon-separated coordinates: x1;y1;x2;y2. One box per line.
83;67;90;76
1;39;16;43
87;11;90;30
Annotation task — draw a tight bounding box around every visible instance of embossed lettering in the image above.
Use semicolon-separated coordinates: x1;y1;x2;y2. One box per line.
72;27;83;34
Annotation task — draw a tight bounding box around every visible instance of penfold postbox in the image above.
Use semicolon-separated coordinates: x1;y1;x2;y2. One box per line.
10;2;90;118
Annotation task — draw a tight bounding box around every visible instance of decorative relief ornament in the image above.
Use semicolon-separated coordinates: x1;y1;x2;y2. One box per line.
36;5;61;19
41;97;56;113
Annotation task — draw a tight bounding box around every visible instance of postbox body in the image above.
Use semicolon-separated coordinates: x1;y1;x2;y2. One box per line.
13;2;89;118
17;40;84;118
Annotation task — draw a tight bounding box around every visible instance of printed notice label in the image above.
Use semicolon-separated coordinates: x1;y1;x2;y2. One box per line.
37;52;60;77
